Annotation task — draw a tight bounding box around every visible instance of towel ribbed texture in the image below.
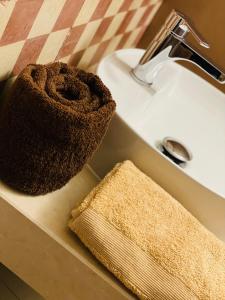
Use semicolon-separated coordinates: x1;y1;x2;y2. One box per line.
69;161;225;299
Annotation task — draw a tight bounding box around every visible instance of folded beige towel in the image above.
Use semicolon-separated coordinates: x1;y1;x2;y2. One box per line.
69;161;225;300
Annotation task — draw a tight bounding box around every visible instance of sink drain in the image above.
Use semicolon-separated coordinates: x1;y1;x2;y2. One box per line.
160;137;192;166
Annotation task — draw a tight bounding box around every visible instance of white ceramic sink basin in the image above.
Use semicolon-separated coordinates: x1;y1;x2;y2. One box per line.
90;48;225;241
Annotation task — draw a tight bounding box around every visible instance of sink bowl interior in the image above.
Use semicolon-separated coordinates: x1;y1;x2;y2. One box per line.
97;49;225;200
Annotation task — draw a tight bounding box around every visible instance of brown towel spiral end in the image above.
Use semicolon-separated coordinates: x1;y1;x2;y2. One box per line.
0;62;116;195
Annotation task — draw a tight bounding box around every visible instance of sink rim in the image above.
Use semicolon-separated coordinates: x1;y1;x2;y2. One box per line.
97;48;225;201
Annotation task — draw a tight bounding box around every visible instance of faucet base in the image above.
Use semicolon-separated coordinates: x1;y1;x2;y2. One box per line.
130;69;152;86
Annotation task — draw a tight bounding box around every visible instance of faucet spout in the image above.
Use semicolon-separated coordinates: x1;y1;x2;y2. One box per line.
131;10;225;86
174;41;225;84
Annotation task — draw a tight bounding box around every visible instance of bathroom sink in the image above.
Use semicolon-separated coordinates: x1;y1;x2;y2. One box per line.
90;48;225;241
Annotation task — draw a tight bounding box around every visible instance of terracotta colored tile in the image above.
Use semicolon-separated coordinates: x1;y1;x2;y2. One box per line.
133;26;147;46
13;35;48;75
56;24;86;59
116;10;136;34
119;0;133;12
0;1;7;6
73;20;101;52
104;0;121;17
73;0;99;26
78;44;99;69
28;0;66;38
0;0;44;46
69;50;85;67
116;32;130;49
37;28;69;64
102;13;126;41
138;5;153;26
126;7;146;32
53;0;85;31
0;1;16;40
91;0;112;20
103;34;123;56
141;0;151;6
90;16;113;45
89;40;109;66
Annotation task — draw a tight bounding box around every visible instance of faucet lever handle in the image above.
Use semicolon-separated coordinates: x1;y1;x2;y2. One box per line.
171;10;210;49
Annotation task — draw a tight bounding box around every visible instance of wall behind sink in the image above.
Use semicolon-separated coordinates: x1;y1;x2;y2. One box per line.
139;0;225;93
0;0;162;93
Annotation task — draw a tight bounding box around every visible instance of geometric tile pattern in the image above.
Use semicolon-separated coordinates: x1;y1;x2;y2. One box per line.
0;0;162;87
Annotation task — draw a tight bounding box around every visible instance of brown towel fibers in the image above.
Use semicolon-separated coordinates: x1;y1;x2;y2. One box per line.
0;62;116;195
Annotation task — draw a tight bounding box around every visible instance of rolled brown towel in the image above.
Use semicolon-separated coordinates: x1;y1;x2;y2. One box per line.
0;62;116;195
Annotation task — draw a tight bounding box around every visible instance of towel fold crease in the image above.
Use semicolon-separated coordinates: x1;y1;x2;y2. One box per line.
69;161;225;300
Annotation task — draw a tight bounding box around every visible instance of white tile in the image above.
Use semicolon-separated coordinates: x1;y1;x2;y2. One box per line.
145;1;162;25
103;35;123;57
28;0;66;38
150;0;162;4
0;0;16;39
102;12;126;41
73;20;101;53
78;44;99;69
105;0;120;17
124;28;141;48
73;0;99;26
59;55;71;63
129;0;142;10
126;7;146;32
0;41;25;81
37;28;69;64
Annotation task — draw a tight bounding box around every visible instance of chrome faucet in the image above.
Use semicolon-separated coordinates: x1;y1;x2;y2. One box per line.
131;10;225;86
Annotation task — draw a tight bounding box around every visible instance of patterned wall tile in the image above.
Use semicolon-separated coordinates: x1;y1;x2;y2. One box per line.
126;6;146;31
0;40;25;80
36;28;69;64
73;20;101;53
78;44;100;69
89;40;109;66
53;0;85;31
0;0;162;93
119;0;133;12
102;12;126;41
90;16;113;45
0;0;16;39
13;35;48;75
105;0;121;17
28;0;66;38
57;25;86;60
104;35;124;57
116;10;136;34
73;0;99;26
0;0;43;45
91;0;112;21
